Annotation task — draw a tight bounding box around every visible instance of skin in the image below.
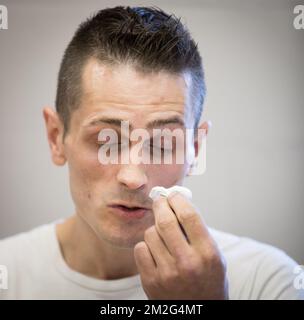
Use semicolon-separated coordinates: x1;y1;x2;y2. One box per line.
43;58;228;299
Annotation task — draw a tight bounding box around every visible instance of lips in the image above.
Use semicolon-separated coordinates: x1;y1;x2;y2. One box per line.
109;201;150;210
110;204;144;211
108;202;150;219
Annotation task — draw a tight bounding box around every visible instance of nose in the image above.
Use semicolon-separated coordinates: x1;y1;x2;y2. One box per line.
116;164;148;190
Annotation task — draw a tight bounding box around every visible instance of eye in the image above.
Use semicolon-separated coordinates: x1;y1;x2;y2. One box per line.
96;136;122;146
150;144;170;150
97;142;121;146
149;144;174;157
96;141;131;154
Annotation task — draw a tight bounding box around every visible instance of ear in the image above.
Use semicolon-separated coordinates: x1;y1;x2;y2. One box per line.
186;120;211;176
43;107;67;166
194;120;211;157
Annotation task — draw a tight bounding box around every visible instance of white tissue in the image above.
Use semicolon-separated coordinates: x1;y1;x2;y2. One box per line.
149;186;192;201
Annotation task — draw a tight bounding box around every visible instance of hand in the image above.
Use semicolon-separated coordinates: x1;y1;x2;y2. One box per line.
134;192;229;300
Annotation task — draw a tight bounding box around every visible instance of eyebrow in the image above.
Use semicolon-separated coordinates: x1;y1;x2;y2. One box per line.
88;118;126;128
86;116;185;130
146;116;185;129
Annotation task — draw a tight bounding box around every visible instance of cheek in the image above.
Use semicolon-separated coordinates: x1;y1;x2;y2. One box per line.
67;139;107;180
69;150;98;181
67;158;95;206
66;143;112;200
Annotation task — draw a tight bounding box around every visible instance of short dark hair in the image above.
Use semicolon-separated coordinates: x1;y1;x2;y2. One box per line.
55;6;206;134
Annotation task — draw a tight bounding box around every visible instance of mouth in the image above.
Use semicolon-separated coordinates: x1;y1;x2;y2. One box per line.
108;202;151;219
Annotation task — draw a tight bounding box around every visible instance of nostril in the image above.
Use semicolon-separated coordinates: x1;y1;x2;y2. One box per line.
117;166;148;190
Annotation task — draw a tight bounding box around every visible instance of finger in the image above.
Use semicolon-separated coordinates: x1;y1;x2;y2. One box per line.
134;241;156;277
167;192;211;248
144;226;175;268
152;195;189;258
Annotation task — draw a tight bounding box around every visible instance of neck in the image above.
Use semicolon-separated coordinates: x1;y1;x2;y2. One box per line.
56;214;139;280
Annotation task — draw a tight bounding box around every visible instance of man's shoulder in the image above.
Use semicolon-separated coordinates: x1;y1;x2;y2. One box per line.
0;223;56;266
0;223;60;299
209;227;287;258
209;228;303;299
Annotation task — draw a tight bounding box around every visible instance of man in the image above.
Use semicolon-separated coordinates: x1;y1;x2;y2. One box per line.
0;6;302;300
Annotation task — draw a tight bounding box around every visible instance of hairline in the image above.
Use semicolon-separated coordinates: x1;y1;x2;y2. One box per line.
61;58;199;140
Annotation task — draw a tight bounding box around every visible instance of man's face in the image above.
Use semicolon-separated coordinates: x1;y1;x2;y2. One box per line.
63;59;194;248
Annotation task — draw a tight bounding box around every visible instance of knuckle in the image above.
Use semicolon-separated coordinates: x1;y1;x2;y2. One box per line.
180;264;201;279
205;248;222;266
159;269;179;285
157;217;176;231
144;275;158;289
204;248;227;275
179;211;198;226
134;241;147;253
144;226;157;242
177;255;201;279
206;250;219;264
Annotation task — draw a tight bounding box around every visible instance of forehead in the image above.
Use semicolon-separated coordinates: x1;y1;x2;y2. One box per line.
76;59;191;128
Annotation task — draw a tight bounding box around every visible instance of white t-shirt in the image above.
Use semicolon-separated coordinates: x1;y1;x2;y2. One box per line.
0;222;303;300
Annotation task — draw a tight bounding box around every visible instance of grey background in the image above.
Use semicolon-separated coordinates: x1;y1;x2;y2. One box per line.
0;0;303;263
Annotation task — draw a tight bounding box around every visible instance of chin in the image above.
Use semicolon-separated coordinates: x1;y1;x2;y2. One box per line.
95;224;146;249
102;233;144;249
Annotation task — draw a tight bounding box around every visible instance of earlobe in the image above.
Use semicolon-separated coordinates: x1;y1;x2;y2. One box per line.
186;160;197;176
43;107;67;166
186;120;211;176
195;120;211;156
199;120;211;136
